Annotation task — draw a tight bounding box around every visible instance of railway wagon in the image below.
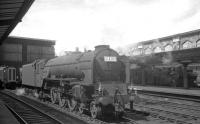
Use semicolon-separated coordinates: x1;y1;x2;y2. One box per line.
0;66;17;89
22;45;130;118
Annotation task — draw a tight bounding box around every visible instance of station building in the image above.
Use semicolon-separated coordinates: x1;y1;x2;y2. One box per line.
129;29;200;89
131;29;200;56
0;36;55;80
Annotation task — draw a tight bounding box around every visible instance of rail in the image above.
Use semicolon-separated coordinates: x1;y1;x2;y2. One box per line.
0;91;64;124
137;90;200;102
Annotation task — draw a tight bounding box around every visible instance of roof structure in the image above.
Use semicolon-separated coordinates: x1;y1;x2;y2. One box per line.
5;36;56;45
0;0;35;44
139;29;200;45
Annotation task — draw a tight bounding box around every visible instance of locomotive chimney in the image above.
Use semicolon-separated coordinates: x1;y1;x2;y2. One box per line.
75;47;79;52
84;47;87;52
95;45;110;52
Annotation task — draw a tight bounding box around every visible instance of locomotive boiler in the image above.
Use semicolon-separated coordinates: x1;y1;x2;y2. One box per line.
22;45;130;118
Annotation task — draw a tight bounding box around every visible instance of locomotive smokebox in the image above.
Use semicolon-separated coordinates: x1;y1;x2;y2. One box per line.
95;45;110;52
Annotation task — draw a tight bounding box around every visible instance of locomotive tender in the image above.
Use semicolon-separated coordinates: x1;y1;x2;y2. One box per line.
22;45;130;118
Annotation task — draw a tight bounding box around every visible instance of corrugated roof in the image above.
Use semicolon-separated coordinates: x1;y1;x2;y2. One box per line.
0;0;35;44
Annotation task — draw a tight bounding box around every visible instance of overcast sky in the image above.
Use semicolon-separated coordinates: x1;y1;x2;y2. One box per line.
11;0;200;55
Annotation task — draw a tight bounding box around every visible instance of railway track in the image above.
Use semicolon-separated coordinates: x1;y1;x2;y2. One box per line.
122;109;150;124
4;89;200;124
1;90;97;124
130;103;200;124
138;90;200;102
4;89;141;124
128;93;200;124
20;96;107;124
9;89;191;124
139;97;200;117
26;96;140;124
0;91;63;124
136;90;200;117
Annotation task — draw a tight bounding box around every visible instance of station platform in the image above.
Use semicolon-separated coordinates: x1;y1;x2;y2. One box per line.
133;85;200;97
0;100;20;124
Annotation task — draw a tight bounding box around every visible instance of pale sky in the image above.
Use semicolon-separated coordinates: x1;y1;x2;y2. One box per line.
11;0;200;56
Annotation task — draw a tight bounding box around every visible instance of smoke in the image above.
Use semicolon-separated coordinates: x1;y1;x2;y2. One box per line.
162;52;173;65
15;88;25;96
15;88;39;98
34;92;39;98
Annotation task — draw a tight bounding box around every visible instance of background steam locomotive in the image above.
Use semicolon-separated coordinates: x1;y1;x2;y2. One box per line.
21;45;130;118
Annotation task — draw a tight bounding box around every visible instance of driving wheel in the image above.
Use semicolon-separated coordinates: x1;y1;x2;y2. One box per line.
50;88;57;104
58;92;66;107
68;98;77;111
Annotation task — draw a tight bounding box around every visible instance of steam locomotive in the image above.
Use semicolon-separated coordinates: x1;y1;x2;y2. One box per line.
22;45;130;118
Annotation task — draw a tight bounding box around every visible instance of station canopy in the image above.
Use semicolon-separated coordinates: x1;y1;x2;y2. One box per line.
0;0;35;44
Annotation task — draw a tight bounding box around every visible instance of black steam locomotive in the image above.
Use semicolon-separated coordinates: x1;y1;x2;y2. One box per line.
22;45;130;118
